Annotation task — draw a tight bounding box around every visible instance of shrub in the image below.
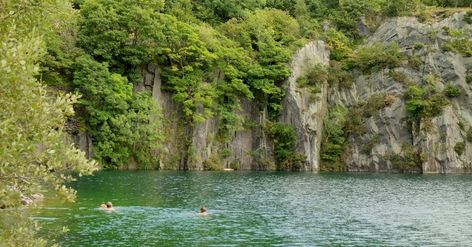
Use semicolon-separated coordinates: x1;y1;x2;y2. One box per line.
311;86;322;94
388;144;423;173
414;42;425;50
363;93;388;117
306;64;328;84
320;107;347;171
404;84;448;122
221;148;232;158
466;71;472;84
324;28;353;61
444;85;461;97
466;11;472;25
384;95;396;106
265;122;305;171
408;55;423;70
467;127;472;142
362;134;381;154
203;154;224;170
230;160;240;170
327;61;353;88
348;42;404;74
345;106;367;136
442;38;472;56
454;142;466;155
297;64;327;88
389;70;413;84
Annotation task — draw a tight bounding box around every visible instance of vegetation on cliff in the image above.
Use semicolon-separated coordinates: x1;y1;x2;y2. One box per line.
1;0;471;243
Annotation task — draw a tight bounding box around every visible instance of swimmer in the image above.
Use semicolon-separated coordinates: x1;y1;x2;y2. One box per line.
199;207;208;216
100;201;115;211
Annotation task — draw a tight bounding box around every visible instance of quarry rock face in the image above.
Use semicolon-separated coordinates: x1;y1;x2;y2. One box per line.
131;13;471;173
335;13;472;173
280;41;330;171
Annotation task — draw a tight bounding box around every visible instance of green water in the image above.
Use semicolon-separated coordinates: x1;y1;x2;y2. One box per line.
36;171;472;246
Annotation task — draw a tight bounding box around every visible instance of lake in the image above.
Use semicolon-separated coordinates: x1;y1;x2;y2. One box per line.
36;171;472;246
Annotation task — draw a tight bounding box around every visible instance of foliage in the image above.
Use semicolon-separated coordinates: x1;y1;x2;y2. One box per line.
384;0;420;17
347;43;404;73
324;28;353;61
404;84;448;122
73;55;162;168
443;38;472;56
265;122;305;171
320;107;347;171
219;9;300;120
78;0;165;69
363;93;389;117
203;154;224;171
388;144;423;172
408;55;423;70
442;28;472;56
444;85;462;97
467;127;472;142
297;64;328;87
454;142;466;155
0;0;98;245
466;11;472;24
389;70;413;84
414;42;425;50
327;61;354;88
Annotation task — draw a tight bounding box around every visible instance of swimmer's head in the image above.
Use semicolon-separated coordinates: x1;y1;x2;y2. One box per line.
106;202;113;208
200;207;207;213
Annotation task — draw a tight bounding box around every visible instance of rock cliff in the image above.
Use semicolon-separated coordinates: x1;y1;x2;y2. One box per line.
110;12;471;173
331;13;471;173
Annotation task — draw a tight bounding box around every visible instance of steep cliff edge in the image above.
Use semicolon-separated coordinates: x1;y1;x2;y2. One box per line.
330;13;472;173
280;41;330;171
140;41;329;170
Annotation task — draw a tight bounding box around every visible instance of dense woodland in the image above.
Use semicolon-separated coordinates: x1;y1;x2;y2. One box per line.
1;0;471;245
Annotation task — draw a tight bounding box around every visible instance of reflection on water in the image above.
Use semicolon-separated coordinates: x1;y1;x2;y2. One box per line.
36;171;472;246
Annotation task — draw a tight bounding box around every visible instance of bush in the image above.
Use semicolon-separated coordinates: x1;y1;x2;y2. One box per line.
444;85;461;97
265;122;305;171
442;38;472;56
320;107;347;171
363;93;388;118
388;144;423;172
408;55;423;70
404;84;448;122
414;42;425;50
466;11;472;25
466;71;472;84
389;70;413;84
203;154;224;171
384;95;396;106
384;0;419;17
467;127;472;142
454;142;466;155
230;160;240;170
327;61;353;88
298;64;328;87
345;106;367;136
348;43;404;74
324;28;353;61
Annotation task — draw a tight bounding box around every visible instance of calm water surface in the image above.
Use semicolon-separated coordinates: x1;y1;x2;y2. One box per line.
36;171;472;246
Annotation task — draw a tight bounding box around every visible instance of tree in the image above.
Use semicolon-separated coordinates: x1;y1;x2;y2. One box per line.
0;0;98;245
73;55;163;168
